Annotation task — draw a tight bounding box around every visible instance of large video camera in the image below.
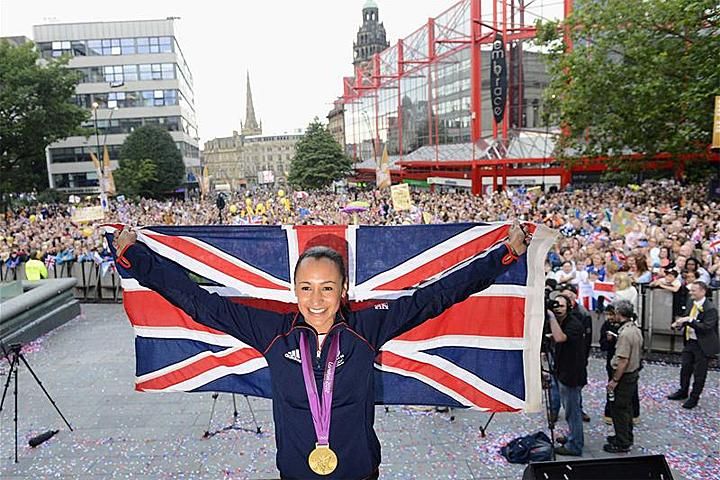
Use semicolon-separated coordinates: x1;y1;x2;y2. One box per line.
545;296;560;312
544;286;564;316
541;289;561;354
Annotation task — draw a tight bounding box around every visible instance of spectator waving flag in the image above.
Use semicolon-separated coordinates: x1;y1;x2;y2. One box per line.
106;223;555;412
593;280;616;302
710;237;720;254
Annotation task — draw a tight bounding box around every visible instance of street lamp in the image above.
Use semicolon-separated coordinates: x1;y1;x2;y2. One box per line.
102;106;120;148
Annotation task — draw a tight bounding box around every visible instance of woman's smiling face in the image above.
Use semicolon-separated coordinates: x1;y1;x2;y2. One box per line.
294;257;346;333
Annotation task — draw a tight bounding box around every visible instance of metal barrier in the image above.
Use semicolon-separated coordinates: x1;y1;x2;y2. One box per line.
4;260;719;339
557;284;717;355
640;285;719;353
0;262;24;282
2;260;122;303
644;287;683;353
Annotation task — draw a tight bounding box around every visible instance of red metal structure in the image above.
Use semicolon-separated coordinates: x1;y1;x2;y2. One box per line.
339;0;718;194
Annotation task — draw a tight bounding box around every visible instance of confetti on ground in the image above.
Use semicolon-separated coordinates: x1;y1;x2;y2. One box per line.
1;304;718;479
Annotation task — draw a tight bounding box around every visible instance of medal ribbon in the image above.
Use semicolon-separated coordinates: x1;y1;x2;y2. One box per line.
300;331;340;446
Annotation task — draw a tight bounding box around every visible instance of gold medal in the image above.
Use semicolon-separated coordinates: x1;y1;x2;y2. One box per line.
308;443;338;475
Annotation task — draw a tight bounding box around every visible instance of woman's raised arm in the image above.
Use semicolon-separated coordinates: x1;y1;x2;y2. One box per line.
115;227;287;351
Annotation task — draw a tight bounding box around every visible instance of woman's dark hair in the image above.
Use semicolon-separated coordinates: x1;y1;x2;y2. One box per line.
685;257;699;270
294;246;347;286
634;254;649;273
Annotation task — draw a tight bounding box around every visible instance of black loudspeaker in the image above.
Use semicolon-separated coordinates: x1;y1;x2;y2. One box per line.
522;454;674;480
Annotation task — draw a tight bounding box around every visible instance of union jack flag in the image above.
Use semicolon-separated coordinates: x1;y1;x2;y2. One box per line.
710;237;720;254
106;222;555;413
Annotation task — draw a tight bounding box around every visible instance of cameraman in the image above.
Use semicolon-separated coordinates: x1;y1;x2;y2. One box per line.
548;294;587;457
558;283;592;423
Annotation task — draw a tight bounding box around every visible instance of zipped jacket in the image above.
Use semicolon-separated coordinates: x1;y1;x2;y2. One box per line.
122;241;517;479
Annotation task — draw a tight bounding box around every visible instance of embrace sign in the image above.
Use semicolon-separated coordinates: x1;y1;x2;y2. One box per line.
490;33;507;124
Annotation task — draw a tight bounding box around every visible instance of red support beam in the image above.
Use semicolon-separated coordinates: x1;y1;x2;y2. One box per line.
428;16;436;59
564;0;573;52
428;17;437;163
471;162;481;195
470;0;482;142
398;39;404;160
373;54;381;88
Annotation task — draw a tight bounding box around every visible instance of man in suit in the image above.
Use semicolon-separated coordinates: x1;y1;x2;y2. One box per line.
667;281;720;409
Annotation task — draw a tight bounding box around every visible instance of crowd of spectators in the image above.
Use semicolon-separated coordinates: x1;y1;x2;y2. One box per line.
2;179;718;459
1;179;719;294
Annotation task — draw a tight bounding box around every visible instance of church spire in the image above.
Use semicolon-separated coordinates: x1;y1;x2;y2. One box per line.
242;71;262;136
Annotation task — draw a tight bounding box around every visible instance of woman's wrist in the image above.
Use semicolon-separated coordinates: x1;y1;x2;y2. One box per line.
502;242;520;265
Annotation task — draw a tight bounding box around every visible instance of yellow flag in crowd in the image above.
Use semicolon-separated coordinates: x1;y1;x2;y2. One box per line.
611;209;637;236
103;145;116;195
90;151;102;175
376;145;391;189
200;166;210;198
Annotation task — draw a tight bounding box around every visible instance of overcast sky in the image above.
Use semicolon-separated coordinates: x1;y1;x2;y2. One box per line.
1;0;562;145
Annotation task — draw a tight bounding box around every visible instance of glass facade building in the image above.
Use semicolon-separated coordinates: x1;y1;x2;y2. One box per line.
340;0;561;194
33;19;199;192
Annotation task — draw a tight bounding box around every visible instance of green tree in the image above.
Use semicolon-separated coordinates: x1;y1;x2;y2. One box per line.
115;125;184;197
288;118;353;190
113;158;159;198
0;41;88;194
535;0;719;165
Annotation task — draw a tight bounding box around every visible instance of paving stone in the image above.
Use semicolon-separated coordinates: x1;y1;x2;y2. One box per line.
1;303;717;479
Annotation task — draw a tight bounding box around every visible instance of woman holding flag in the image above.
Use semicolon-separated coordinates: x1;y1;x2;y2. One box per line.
113;222;529;479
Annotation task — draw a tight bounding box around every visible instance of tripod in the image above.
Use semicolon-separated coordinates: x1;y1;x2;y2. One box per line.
540;348;557;461
203;393;261;438
0;342;73;463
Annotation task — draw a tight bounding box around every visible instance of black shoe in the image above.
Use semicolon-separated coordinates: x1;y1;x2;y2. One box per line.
603;443;631;453
682;397;698;409
582;412;591;422
555;446;582;456
606;436;633;447
667;390;688;401
555;435;567;445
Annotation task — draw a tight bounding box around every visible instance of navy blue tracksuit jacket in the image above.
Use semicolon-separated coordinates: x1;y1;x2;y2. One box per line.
122;241;517;479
